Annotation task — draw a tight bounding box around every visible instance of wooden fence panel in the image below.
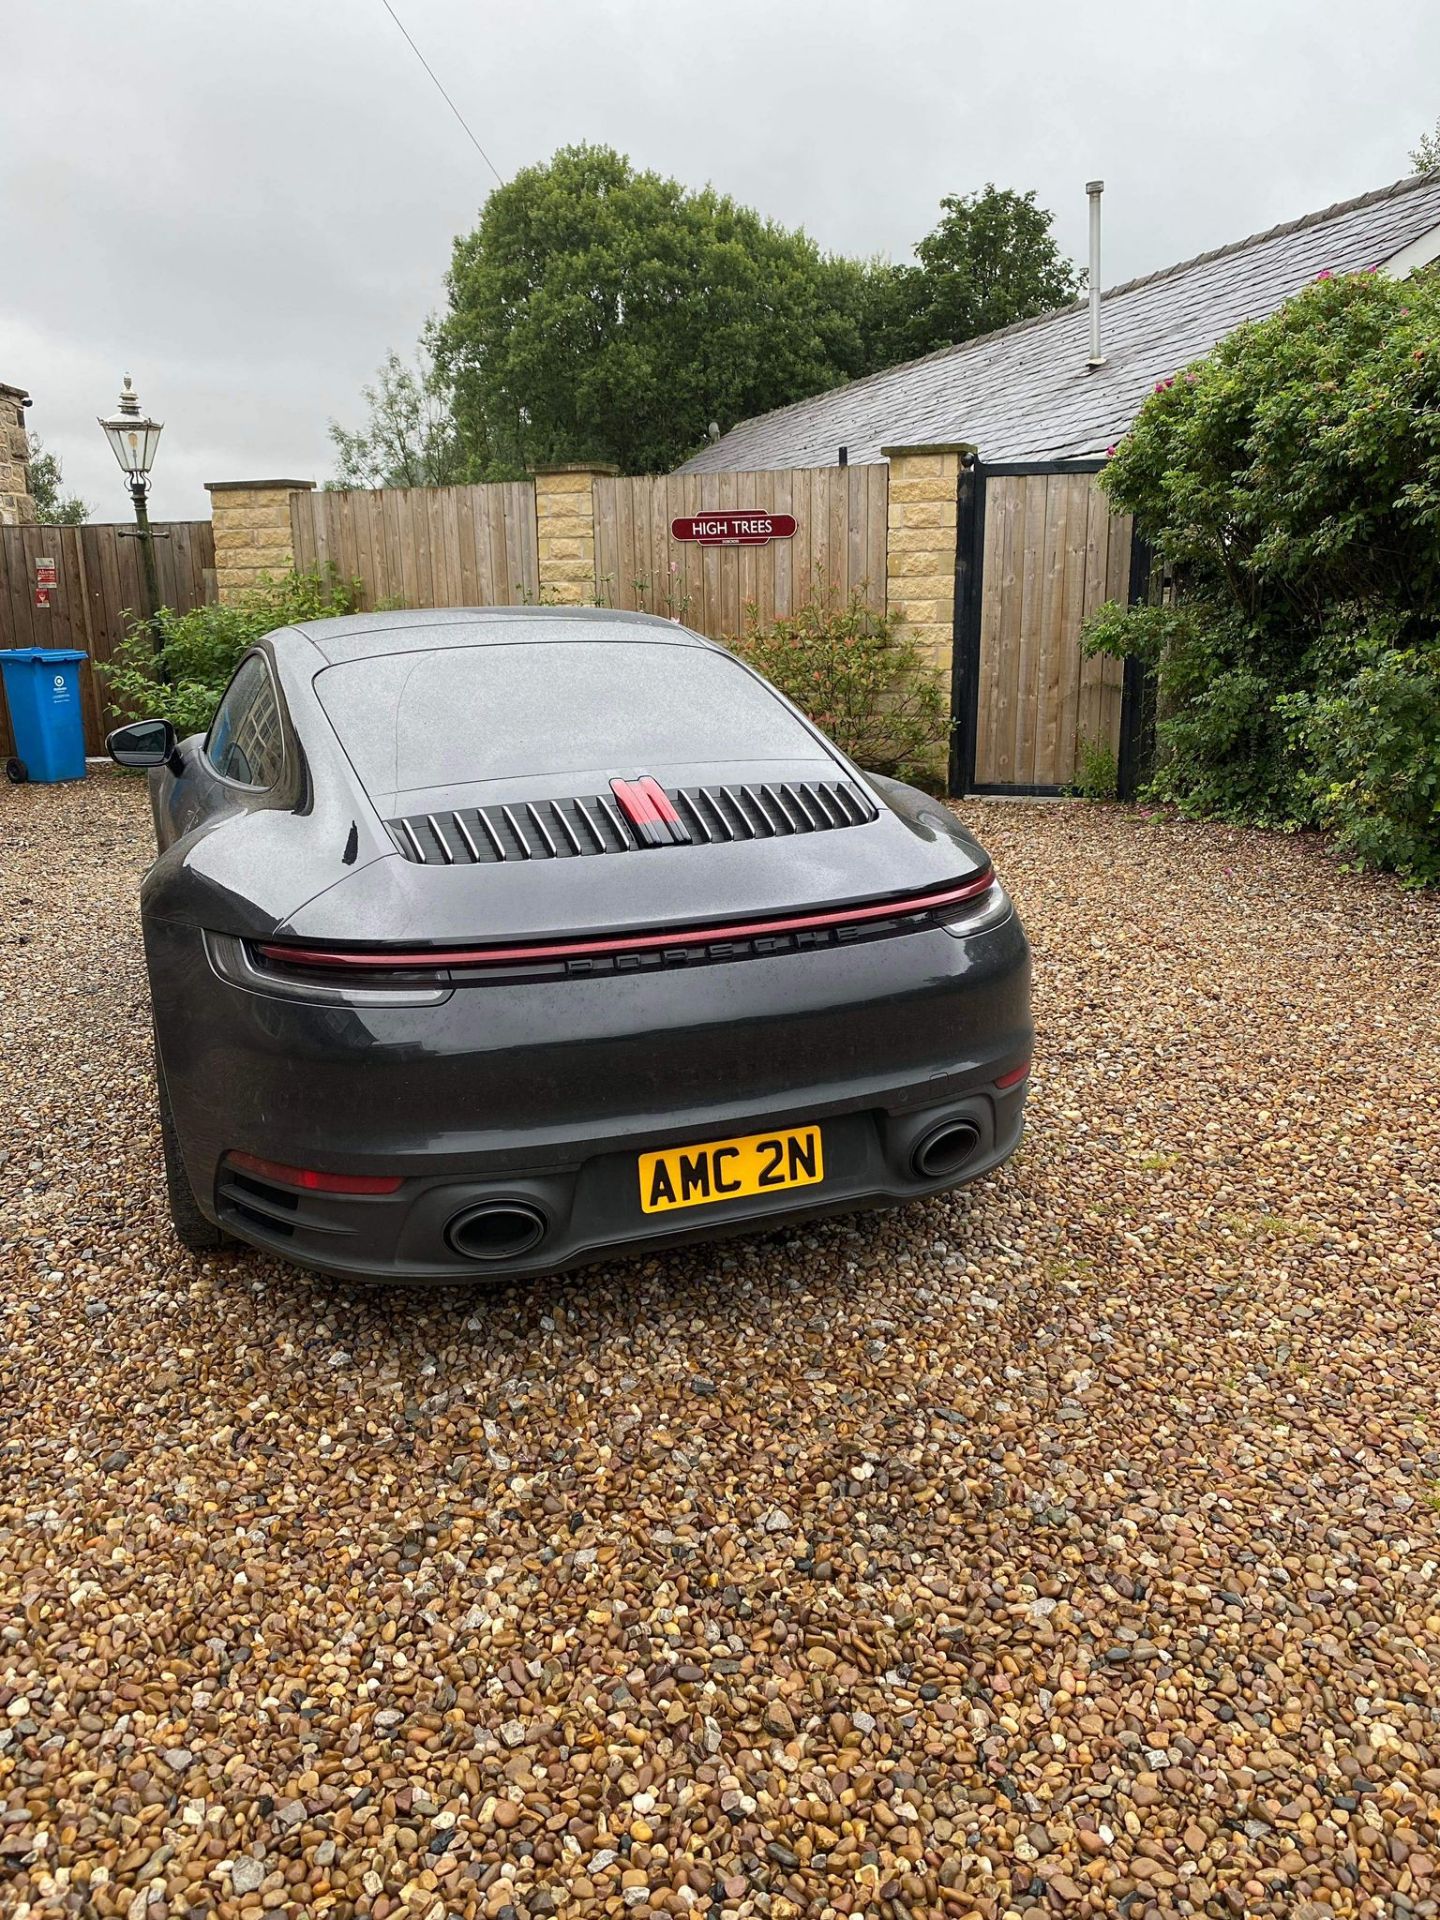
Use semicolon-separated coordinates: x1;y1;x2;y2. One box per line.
289;483;539;611
2;466;1137;785
592;467;888;642
0;519;214;757
971;471;1131;790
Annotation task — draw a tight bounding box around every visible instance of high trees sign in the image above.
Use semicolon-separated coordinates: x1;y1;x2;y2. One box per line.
670;512;797;547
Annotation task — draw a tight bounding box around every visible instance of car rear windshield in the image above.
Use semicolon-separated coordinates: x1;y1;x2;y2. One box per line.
314;638;817;803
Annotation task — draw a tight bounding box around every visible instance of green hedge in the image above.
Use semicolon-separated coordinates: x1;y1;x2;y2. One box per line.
1085;267;1440;883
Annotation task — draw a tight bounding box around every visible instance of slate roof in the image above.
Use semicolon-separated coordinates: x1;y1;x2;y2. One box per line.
678;172;1440;473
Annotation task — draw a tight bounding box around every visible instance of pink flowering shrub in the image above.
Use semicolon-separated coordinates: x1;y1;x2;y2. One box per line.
1085;268;1440;881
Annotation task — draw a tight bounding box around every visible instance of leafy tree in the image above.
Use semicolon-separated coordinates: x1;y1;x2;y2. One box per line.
329;333;468;488
435;144;870;475
27;433;90;524
1412;118;1440;173
1084;268;1440;882
871;186;1082;363
350;150;1080;475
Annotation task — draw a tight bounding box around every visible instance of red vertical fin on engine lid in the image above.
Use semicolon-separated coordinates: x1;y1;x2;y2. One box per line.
610;777;667;847
637;776;690;843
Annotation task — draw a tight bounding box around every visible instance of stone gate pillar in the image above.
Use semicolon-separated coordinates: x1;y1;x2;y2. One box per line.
880;442;975;678
530;463;617;605
204;478;315;602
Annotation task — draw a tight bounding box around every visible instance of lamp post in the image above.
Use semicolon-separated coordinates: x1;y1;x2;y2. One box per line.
98;375;165;657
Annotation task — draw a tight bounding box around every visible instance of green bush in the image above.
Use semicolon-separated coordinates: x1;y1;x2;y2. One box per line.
100;568;362;738
1085;266;1440;882
1083;597;1305;824
1280;616;1440;883
1070;733;1119;801
727;589;949;784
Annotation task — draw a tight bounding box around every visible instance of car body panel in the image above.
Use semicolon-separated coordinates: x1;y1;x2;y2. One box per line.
127;607;1032;1284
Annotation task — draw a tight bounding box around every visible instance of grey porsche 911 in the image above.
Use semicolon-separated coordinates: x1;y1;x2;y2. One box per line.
107;606;1031;1283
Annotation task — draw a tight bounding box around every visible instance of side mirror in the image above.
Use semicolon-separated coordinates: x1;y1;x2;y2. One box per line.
107;718;182;773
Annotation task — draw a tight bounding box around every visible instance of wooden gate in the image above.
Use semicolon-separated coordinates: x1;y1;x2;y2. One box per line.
0;519;215;757
950;460;1145;796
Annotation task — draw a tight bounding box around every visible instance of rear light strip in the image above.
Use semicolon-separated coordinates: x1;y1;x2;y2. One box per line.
258;871;996;975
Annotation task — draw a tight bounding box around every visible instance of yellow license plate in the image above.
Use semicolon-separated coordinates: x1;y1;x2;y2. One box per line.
638;1124;824;1215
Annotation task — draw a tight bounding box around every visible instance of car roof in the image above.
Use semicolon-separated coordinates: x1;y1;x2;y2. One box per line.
285;604;711;664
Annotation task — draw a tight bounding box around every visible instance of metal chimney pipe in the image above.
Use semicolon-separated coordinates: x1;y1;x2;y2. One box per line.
1086;180;1106;369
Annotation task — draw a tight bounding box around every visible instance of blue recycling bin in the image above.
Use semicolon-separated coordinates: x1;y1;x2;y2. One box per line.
1;648;89;783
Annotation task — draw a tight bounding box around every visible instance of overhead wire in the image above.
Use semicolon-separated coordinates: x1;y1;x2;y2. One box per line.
377;0;505;187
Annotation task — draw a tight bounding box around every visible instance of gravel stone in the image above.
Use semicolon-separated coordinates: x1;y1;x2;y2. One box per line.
227;1856;266;1894
3;774;1439;1917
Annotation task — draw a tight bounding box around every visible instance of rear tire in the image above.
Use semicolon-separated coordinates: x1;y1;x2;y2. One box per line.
154;1039;226;1252
5;757;27;784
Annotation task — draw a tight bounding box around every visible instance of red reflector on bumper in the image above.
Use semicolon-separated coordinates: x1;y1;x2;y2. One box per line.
225;1151;404;1195
995;1062;1031;1089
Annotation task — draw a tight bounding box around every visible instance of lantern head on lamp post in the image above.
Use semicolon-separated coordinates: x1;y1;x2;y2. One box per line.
98;375;165;659
99;375;163;487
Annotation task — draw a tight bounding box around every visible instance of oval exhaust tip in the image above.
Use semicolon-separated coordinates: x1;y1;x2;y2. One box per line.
446;1202;548;1263
912;1120;982;1183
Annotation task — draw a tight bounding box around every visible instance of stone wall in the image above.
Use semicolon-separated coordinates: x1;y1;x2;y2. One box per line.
532;464;616;605
881;443;971;679
204;478;314;602
0;382;34;525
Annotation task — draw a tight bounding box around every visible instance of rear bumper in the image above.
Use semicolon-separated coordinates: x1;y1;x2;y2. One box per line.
146;910;1032;1283
210;1081;1027;1283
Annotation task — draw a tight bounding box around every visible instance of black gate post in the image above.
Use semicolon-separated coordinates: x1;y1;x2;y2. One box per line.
1116;525;1155;804
948;455;985;798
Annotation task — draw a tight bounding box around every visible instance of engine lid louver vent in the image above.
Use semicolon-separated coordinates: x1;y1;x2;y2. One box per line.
388;779;877;865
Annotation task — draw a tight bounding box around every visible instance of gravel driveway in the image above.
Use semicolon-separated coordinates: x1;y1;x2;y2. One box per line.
3;770;1439;1920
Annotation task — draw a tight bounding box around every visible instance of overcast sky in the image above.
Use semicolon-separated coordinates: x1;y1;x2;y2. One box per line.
5;0;1437;520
